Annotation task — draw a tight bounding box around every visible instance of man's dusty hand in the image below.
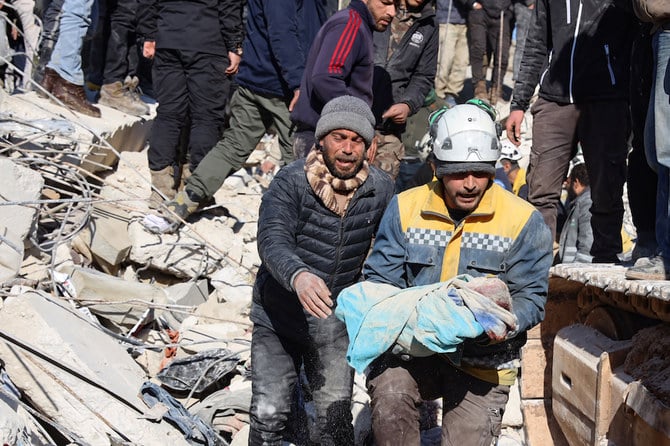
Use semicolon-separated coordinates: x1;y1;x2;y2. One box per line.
505;110;525;146
293;271;333;319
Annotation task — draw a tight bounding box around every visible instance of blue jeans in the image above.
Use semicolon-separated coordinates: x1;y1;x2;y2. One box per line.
47;0;98;85
645;28;670;259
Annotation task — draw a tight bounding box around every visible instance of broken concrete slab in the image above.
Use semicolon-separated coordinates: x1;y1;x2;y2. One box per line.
210;265;254;304
178;321;250;357
17;254;50;285
59;265;167;331
166;279;209;308
0;291;190;445
0;159;44;284
128;217;257;280
1;90;154;175
194;295;252;328
0;388;55;446
0;397;31;446
98;150;153;214
159;279;209;329
72;203;132;275
89;203;132;267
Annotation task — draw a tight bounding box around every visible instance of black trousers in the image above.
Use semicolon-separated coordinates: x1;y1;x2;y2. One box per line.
102;0;138;84
466;8;512;86
148;48;230;171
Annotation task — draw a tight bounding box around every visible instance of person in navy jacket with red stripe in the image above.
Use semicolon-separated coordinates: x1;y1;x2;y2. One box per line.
290;0;397;158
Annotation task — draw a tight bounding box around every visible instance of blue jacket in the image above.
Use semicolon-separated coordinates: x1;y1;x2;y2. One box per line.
363;181;552;372
290;0;376;130
236;0;326;99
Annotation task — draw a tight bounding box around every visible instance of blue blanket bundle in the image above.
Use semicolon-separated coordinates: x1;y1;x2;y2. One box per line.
335;275;517;373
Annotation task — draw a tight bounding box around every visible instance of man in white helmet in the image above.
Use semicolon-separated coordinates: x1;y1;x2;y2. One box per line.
360;103;552;445
499;141;528;199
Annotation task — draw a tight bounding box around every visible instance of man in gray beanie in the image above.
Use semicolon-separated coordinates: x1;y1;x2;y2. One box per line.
315;95;377;149
248;95;394;445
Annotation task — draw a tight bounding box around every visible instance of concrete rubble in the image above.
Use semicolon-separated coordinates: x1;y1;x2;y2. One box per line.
0;88;265;445
0;158;43;283
1;79;669;446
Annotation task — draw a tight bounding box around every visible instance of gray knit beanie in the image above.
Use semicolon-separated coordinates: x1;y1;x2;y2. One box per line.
315;96;376;147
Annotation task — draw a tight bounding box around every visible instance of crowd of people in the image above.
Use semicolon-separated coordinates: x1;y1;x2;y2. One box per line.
1;0;669;444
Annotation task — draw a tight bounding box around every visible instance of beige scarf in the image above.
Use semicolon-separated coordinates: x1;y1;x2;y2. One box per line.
304;148;369;216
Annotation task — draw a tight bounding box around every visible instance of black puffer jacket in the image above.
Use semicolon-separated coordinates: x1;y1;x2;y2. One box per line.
510;0;636;112
255;158;394;304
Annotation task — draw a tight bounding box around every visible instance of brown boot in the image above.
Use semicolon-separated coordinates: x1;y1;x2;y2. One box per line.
38;67;58;98
47;68;101;118
474;80;488;100
150;166;177;205
99;80;149;116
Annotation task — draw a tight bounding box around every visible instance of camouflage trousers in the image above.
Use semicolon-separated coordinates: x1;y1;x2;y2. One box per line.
372;131;405;181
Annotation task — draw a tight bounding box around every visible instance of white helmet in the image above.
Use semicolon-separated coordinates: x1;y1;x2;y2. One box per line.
499;141;523;162
428;103;501;164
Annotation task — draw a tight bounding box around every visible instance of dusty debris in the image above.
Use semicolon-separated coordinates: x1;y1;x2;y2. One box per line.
624;323;670;406
75;203;133;274
0;158;44;284
56;265;166;332
0;92;266;445
0;290;190;445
